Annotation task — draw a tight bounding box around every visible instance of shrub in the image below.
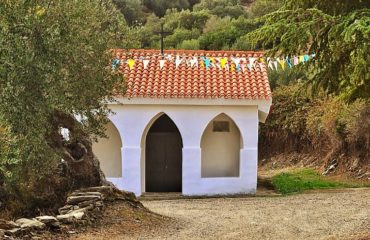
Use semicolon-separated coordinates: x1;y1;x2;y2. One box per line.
260;82;369;166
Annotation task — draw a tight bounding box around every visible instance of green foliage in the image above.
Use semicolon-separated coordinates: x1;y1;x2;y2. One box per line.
267;68;306;90
178;39;200;50
246;0;370;100
271;168;369;194
0;0;135;211
164;9;210;31
193;0;247;19
249;0;283;18
164;28;201;48
135;13;161;48
142;0;195;17
199;16;258;50
113;0;147;25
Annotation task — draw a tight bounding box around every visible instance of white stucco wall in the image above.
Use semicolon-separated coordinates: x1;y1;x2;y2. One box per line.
92;121;123;178
201;113;241;177
92;98;271;196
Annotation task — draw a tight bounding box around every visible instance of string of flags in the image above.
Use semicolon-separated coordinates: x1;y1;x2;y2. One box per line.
112;54;315;72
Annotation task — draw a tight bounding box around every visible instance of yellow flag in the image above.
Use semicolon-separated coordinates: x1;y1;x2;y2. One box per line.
299;56;304;63
200;60;205;68
127;59;135;70
279;59;285;70
220;58;228;68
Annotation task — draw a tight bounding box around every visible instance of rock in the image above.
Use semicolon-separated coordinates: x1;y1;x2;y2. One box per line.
95;201;104;208
78;199;97;208
350;158;359;170
56;214;73;224
35;216;58;224
0;219;19;230
58;205;76;214
78;186;139;204
49;221;61;229
66;195;101;205
57;207;90;223
15;218;45;230
70;192;102;197
0;229;4;238
4;227;22;236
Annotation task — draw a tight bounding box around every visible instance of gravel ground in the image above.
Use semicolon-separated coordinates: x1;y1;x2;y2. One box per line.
138;189;370;240
69;188;370;240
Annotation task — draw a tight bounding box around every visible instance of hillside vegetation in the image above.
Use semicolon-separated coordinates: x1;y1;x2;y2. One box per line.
112;0;369;177
0;0;368;219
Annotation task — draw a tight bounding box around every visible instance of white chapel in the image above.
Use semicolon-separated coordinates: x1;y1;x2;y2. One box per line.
92;49;272;196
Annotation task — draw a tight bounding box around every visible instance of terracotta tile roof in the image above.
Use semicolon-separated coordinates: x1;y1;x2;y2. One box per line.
114;49;271;100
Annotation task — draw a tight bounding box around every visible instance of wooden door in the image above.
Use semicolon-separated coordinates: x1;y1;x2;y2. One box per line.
146;132;182;192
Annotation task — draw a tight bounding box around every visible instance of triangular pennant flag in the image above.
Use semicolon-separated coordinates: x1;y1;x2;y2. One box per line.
241;63;246;72
278;58;285;70
143;59;150;69
258;62;264;69
199;60;205;68
248;57;256;70
299;55;304;63
293;56;299;65
273;61;278;70
232;57;241;68
175;56;183;68
220;57;228;69
304;55;310;62
159;59;166;69
267;58;274;70
268;61;274;69
112;59;121;70
190;57;198;67
165;54;173;61
286;57;292;68
201;57;211;69
127;59;135;70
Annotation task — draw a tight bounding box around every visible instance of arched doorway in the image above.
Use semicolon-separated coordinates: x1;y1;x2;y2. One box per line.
145;114;183;192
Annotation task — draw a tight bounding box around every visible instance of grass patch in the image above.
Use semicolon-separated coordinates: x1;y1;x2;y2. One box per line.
271;168;369;194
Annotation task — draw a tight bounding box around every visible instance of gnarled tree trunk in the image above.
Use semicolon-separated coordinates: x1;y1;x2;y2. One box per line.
48;111;111;190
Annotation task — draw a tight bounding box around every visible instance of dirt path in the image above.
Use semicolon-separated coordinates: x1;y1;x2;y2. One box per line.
69;189;370;240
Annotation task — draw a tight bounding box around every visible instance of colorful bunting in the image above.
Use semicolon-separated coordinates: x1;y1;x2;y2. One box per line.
114;53;314;72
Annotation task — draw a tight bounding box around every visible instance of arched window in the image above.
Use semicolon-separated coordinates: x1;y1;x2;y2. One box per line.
201;113;241;177
92;120;122;178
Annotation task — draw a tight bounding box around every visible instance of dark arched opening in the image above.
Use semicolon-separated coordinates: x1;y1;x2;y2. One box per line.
145;114;183;192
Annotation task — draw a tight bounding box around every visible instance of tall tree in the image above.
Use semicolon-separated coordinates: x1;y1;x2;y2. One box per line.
0;0;136;211
246;0;370;101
